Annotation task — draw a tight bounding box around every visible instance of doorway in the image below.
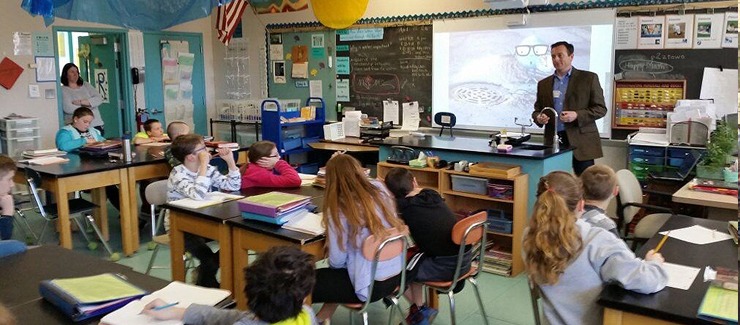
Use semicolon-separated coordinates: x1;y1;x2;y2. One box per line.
54;28;134;138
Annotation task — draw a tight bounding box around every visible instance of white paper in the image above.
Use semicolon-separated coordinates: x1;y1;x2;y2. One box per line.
292;62;308;79
383;100;400;125
13;32;32;55
168;192;244;209
722;12;738;48
336;79;350;102
269;44;283;60
298;173;317;186
309;80;322;98
401;101;421;131
101;281;231;325
662;262;701;290
282;212;325;236
700;67;739;117
694;14;725;49
638;16;666;49
28;84;40;98
343;111;362;137
665;15;694;49
659;225;734;245
615;17;639;50
35;56;56;82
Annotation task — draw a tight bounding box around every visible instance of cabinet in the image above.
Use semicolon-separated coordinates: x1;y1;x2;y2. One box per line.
627;144;705;181
0;117;40;157
376;162;528;277
261;97;325;156
612;80;686;130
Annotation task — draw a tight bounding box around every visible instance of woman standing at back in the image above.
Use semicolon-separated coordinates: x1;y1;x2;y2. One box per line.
312;154;406;322
60;63;106;135
523;171;667;325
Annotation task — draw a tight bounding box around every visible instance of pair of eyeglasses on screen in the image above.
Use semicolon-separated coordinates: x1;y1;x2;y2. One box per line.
515;44;549;56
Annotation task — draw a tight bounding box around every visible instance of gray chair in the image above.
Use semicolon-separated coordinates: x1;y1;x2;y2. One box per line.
615;169;674;249
528;276;544;325
144;180;194;275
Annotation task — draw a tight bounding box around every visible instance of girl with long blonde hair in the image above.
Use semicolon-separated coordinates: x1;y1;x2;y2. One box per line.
523;171;668;325
312;154;405;322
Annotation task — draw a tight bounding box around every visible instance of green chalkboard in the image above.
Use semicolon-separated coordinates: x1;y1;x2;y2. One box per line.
336;24;433;126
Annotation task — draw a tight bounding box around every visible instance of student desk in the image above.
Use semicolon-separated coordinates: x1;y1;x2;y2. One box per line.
672;182;738;221
0;245;169;324
598;215;737;324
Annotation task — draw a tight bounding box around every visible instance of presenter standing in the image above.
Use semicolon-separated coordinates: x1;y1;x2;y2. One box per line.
532;41;606;175
61;63;107;135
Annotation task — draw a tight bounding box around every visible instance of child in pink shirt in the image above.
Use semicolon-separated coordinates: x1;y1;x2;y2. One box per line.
241;141;301;189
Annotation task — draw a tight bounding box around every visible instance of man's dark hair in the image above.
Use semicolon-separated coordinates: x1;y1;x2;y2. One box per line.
60;63;84;86
551;41;574;55
384;167;415;198
143;119;160;133
170;134;203;163
245;246;315;323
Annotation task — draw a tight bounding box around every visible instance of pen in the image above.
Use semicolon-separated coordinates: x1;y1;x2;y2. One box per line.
152;302;179;311
654;231;670;253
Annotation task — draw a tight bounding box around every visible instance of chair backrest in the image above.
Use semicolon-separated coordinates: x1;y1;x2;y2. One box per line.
360;225;409;306
615;169;643;225
528;277;543;325
24;169;48;218
449;210;488;285
145;179;169;206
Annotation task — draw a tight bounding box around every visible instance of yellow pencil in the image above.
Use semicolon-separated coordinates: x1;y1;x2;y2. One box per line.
654;231;671;253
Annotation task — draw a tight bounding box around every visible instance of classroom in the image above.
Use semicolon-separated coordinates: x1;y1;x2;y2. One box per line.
0;0;738;324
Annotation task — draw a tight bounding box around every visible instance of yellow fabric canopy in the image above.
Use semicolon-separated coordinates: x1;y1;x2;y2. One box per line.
311;0;369;29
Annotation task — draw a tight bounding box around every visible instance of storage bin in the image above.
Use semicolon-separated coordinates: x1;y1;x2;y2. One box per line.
295;163;319;174
629;145;664;157
282;137;302;152
0;118;39;131
487;182;513;200
630;162;664;173
668;158;684;167
630;155;663;165
450;175;488;195
1;136;40;157
301;136;321;149
0;127;40;139
484;209;513;234
667;148;693;158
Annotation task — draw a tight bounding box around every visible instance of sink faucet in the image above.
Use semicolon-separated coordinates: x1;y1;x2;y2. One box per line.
539;107;559;151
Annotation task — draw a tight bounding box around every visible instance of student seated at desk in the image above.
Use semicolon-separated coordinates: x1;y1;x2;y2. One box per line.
241;141;300;189
311;154;406;322
580;165;620;238
0;155;27;258
384;167;465;324
54;106;120;212
143;246;317;325
133;119;170;145
167;134;241;288
164;121;190;168
523;171;668;325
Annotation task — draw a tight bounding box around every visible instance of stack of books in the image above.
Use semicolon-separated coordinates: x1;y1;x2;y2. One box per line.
237;192;311;225
482;243;512;276
205;141;239;150
21;149;69;165
300;106;316;120
697;267;738;323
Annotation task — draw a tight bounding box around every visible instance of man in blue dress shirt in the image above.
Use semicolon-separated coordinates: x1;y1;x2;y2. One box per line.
532;41;607;175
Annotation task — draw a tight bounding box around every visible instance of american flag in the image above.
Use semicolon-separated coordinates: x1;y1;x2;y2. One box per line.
216;0;249;46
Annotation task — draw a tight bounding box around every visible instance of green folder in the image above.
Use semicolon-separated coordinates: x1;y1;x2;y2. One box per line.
697;285;738;323
50;273;145;304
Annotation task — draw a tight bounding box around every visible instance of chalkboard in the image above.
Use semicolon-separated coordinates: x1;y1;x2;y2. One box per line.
614;48;737;99
336;24;433;127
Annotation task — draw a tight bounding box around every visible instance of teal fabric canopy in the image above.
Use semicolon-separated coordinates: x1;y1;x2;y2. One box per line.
21;0;233;31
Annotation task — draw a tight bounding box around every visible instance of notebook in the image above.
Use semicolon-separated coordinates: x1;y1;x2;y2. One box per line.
282;212;325;236
697;285;738;323
101;281;231;325
168;192;244;209
649;150;701;181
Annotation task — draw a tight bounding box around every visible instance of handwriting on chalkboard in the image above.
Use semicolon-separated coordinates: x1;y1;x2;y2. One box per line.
353;73;400;95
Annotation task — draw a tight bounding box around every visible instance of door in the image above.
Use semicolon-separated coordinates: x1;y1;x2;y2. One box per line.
142;33;206;134
77;34;124;138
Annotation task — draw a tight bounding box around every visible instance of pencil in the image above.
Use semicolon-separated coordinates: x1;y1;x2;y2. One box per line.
152;302;179;311
654;231;671;253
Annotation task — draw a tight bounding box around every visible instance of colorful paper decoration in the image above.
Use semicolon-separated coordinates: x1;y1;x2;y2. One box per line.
0;57;24;90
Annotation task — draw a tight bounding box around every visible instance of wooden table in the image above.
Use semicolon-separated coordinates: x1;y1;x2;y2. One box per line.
598;215;737;324
673;181;738;220
309;137;380;153
0;245;169;324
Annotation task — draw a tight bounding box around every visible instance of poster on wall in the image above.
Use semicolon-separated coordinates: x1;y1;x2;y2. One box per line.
722;11;738;48
665;15;694;49
693;13;724;49
615;17;639;50
638;16;665;49
93;69;109;103
273;61;286;83
161;42;194;128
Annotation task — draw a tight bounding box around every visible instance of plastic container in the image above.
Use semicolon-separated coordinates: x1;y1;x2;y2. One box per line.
483;209;513;234
487;182;513;200
282;138;302;152
0;127;40;139
629;145;664;157
1;136;40;157
0;117;39;131
630;156;664;165
450;175;488;195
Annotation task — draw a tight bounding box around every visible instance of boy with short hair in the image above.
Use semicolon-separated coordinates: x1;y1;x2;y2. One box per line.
164;121;190;167
0;155;27;258
580;165;620;238
134;119;170;144
167;134;241;287
143;246;317;324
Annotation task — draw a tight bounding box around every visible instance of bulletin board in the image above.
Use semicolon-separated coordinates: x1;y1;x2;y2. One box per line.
335;24;433;126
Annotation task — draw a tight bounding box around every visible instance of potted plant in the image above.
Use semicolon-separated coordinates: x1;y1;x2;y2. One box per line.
696;120;737;180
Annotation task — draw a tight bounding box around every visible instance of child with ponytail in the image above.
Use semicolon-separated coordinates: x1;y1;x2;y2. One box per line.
523;171;668;325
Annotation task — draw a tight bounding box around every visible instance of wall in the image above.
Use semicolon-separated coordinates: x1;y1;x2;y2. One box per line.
0;2;216;149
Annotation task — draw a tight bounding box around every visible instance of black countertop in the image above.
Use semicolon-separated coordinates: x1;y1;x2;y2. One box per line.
372;135;572;160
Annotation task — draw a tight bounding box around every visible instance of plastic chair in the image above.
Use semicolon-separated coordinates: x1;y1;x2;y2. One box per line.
24;168;118;260
343;225;409;325
144;180;195;275
615;169;675;249
527;276;544;325
421;211;489;325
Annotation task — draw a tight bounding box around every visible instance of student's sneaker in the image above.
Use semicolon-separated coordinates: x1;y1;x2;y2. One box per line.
419;305;438;323
405;304;428;325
